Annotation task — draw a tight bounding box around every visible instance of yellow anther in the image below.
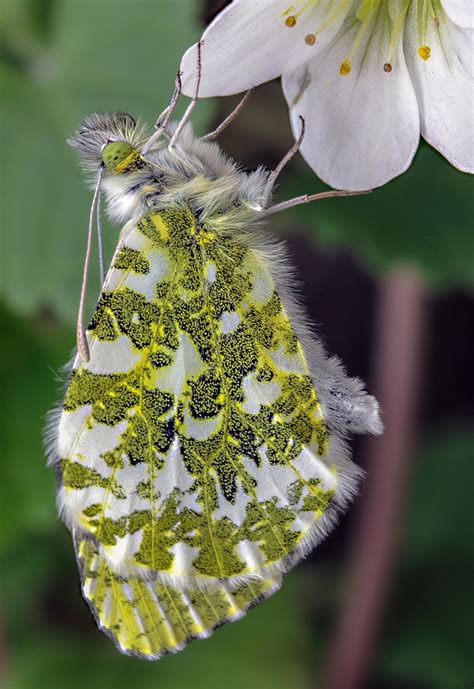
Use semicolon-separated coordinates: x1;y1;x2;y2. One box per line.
418;45;431;60
340;61;352;75
285;15;297;27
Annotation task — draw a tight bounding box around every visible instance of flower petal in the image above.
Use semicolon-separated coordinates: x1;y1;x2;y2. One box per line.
282;12;420;190
442;0;474;30
405;5;474;173
180;0;351;97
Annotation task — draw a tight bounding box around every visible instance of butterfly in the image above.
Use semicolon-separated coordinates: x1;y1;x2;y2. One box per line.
46;69;382;659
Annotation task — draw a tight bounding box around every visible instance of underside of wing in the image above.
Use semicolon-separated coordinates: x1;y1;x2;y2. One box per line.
76;533;281;659
56;207;363;655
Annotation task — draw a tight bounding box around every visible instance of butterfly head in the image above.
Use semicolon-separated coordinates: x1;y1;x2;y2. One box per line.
68;112;148;174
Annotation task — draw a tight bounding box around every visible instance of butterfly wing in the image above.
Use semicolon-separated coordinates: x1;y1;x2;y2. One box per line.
76;533;281;657
56;207;366;658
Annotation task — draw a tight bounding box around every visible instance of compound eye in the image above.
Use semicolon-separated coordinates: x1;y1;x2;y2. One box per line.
102;140;133;171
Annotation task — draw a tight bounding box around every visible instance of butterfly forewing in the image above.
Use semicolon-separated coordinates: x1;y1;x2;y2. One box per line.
58;207;338;657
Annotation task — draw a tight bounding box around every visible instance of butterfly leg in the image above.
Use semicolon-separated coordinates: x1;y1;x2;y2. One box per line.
142;73;182;154
168;40;203;151
263;188;372;217
259;116;306;209
201;88;254;142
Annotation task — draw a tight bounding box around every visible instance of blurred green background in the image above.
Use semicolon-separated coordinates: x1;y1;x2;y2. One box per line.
1;1;473;688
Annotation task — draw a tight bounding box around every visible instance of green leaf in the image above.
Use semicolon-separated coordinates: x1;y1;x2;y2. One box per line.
378;429;474;689
3;558;308;689
279;143;474;290
0;305;72;550
1;0;213;324
403;429;474;563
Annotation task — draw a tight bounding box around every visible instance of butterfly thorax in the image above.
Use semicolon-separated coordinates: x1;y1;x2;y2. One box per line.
69;112;268;229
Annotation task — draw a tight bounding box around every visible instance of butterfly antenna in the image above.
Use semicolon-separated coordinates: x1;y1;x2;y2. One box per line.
76;166;104;362
96;190;105;286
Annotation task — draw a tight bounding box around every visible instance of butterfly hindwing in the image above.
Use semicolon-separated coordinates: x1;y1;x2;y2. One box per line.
76;533;281;659
58;207;346;656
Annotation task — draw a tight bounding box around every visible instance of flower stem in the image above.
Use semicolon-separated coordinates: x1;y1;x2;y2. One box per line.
319;267;425;689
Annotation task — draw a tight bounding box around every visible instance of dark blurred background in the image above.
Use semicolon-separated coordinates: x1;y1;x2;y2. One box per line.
1;2;473;688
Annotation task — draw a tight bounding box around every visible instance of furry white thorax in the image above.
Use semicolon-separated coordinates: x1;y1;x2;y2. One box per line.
69;113;268;230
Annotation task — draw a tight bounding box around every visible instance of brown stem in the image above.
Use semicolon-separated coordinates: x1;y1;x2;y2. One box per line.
319;267;425;689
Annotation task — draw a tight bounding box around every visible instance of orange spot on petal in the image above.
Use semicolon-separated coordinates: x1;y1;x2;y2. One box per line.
285;15;297;27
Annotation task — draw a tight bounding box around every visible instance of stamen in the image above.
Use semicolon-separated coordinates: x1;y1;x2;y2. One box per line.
283;0;316;27
385;0;411;69
340;61;352;75
417;0;427;48
314;0;353;37
417;45;431;60
339;0;380;77
355;0;379;22
417;0;434;57
305;33;316;45
383;62;392;72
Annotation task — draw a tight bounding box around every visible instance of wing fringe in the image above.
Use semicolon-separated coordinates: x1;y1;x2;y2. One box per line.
75;533;281;659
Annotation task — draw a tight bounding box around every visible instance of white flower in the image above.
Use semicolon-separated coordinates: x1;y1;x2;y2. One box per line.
181;0;473;190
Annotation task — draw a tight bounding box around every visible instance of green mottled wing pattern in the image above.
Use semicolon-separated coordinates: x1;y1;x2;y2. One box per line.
57;208;337;657
76;535;281;658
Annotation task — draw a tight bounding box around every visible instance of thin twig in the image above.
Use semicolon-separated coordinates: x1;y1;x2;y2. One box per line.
319;268;425;689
